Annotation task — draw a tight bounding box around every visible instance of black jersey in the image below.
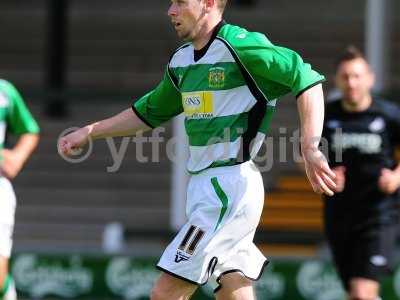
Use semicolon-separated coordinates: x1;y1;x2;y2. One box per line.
322;98;400;214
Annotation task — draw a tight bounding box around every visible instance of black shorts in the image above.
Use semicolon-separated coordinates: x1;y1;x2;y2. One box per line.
324;206;398;291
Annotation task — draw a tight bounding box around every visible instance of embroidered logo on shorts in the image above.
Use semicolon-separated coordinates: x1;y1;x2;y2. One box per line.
208;67;225;88
175;251;190;263
174;225;205;263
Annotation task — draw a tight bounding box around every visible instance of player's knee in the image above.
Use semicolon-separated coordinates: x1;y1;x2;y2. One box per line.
216;273;254;299
150;284;186;300
349;290;378;300
349;278;379;300
219;272;252;289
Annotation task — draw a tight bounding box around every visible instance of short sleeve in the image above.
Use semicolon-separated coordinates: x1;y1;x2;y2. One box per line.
132;67;183;128
242;44;325;100
2;81;40;135
226;29;325;100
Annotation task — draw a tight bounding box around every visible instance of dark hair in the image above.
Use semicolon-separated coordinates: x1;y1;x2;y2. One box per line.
335;45;366;69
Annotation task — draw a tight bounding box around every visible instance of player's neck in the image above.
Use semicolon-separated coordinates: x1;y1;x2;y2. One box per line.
342;94;372;112
192;17;222;50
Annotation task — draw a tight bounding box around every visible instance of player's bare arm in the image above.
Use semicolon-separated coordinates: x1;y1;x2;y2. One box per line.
378;164;400;195
1;133;39;179
297;83;336;196
58;108;150;156
331;166;346;193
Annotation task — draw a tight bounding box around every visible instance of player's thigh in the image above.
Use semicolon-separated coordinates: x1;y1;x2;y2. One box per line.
151;272;197;300
0;178;16;226
348;277;379;300
323;212;352;289
351;221;397;280
0;178;16;284
215;272;255;300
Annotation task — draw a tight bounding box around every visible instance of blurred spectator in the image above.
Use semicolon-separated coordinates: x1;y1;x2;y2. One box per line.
322;46;400;300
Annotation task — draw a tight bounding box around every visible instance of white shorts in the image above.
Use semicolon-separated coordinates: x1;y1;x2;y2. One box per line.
157;161;267;291
0;177;16;258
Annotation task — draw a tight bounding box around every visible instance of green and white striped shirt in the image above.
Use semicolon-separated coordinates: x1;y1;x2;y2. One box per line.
133;22;324;173
0;80;40;151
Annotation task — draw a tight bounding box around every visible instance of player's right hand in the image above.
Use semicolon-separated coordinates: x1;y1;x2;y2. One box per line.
58;127;91;157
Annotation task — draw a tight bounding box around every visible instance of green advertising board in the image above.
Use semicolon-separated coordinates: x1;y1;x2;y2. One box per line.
9;254;399;299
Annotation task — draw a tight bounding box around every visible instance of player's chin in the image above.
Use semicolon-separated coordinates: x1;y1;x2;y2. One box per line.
179;31;193;42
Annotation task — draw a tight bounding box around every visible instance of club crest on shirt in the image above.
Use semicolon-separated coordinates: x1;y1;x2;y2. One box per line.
208;67;225;88
369;117;385;132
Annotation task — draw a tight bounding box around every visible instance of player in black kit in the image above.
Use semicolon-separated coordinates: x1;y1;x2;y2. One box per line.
322;46;400;300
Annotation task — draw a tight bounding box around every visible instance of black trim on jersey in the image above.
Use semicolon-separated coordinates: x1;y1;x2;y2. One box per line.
216;36;269;161
213;259;269;294
295;79;325;99
194;20;226;62
167;67;180;90
242;100;267;160
131;104;155;129
215;37;270;103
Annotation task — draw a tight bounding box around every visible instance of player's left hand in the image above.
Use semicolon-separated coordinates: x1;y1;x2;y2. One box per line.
378;168;400;195
303;148;337;196
0;149;24;179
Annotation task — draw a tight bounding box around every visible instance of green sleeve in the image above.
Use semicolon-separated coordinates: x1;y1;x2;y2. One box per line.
244;43;325;99
132;68;183;128
220;25;325;100
3;81;40;135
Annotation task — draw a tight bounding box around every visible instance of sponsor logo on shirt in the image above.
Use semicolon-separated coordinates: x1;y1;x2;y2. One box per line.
208;67;225;88
182;91;214;119
331;132;382;154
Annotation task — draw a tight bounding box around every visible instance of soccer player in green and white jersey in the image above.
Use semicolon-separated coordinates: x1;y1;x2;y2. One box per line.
59;0;337;299
0;80;40;300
